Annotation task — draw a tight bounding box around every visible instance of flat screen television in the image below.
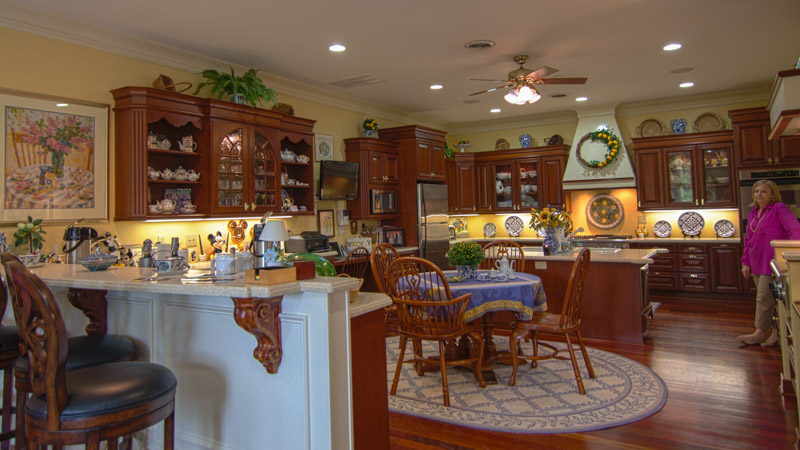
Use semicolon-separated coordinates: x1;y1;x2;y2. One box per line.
318;160;359;200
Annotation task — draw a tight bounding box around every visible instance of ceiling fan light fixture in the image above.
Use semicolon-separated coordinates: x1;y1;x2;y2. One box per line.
504;85;541;105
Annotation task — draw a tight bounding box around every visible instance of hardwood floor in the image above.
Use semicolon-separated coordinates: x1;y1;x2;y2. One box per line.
389;293;798;449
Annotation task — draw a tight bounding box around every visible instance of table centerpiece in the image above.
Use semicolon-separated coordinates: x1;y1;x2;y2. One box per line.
529;207;573;255
446;241;483;279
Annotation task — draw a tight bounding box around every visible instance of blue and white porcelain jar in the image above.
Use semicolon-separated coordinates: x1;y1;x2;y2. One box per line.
670;118;687;135
519;133;532;148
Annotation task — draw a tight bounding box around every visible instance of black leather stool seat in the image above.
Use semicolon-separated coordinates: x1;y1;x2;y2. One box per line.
0;327;19;354
26;361;177;421
14;334;135;373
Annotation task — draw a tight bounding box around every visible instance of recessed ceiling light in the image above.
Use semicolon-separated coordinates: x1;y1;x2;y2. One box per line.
56;103;69;107
429;84;443;90
575;97;588;102
679;82;694;88
328;44;346;52
663;43;682;51
490;108;501;113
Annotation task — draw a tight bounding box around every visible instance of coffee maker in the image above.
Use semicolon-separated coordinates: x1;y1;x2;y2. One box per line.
250;222;270;269
62;223;98;264
250;217;288;269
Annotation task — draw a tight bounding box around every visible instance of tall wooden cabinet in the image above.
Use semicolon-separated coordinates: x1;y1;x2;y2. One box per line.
445;153;477;214
111;87;315;220
633;131;736;210
345;137;400;220
730;107;800;169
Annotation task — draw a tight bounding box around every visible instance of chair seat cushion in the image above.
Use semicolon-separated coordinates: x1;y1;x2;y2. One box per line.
26;361;177;421
0;326;19;354
14;334;136;373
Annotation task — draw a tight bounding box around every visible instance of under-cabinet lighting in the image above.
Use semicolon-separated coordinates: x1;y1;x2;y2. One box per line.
643;208;738;214
495;213;533;218
56;103;69;107
457;213;480;217
144;215;292;223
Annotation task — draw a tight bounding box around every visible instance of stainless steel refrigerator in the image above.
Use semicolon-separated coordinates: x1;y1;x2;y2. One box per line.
417;183;450;268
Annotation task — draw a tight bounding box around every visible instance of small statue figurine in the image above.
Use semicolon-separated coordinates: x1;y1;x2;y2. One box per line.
227;220;249;251
208;232;225;255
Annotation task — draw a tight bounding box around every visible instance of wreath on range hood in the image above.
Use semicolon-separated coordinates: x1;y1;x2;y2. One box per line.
576;127;622;168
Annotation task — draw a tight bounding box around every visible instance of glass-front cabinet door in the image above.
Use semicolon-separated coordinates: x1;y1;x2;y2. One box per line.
252;128;279;212
492;161;515;212
664;147;697;207
517;159;540;210
698;143;735;207
215;125;245;213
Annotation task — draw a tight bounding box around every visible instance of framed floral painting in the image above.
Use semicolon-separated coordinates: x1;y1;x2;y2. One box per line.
315;134;333;161
0;88;108;222
318;209;335;237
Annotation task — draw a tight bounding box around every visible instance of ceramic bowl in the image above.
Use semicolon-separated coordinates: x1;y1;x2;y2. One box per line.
78;254;118;271
18;254;41;267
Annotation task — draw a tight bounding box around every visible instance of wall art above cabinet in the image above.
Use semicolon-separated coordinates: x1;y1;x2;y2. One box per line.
111;87;315;220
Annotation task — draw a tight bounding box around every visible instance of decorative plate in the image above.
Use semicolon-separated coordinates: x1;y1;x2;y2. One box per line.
585;194;624;230
677;211;705;236
635;119;665;137
483;222;497;238
504;216;524;237
653;220;672;238
693;112;726;133
495;138;510;150
536;227;546;237
714;219;736;238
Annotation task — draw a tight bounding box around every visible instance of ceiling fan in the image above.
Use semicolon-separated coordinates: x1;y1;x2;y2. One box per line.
469;55;587;104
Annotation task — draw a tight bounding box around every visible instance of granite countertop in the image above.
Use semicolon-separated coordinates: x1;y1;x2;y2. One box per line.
350;292;392;318
520;247;667;264
772;240;800;248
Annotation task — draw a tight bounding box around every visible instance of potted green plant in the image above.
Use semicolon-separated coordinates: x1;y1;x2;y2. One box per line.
446;241;484;279
194;67;278;108
13;215;46;265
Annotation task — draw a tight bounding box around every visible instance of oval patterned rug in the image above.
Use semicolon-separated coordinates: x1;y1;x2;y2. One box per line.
386;336;667;433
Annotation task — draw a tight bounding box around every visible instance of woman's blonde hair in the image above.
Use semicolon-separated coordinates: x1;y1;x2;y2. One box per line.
749;179;782;207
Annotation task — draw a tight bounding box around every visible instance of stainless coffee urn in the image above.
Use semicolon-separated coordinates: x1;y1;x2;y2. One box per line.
250;222;270;269
62;223;98;264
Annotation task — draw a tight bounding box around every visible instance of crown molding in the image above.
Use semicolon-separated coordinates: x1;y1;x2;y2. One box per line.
449;110;577;135
616;86;770;116
0;1;450;131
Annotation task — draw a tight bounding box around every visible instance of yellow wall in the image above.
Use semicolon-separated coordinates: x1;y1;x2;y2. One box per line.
0;27;397;254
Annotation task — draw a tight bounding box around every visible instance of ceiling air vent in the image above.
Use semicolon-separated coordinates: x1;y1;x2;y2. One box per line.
464;40;495;50
329;74;386;88
549;93;568;98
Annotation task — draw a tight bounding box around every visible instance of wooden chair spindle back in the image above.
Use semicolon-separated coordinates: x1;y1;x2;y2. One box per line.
370;243;400;294
340;246;371;278
559;248;591;329
480;240;525;272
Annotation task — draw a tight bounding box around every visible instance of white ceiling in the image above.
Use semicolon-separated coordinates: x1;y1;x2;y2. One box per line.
5;0;800;127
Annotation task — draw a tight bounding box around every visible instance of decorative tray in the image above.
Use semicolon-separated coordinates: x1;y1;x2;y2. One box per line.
635;119;665;137
677;211;705;236
714;219;735;238
504;216;524;237
495;138;510;150
483;222;497;238
585;194;624;229
653;220;672;238
693;112;727;133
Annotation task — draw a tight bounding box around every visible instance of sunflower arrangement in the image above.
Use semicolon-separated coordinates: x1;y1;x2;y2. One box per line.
446;241;484;268
362;118;379;131
529;207;573;232
578;127;622;168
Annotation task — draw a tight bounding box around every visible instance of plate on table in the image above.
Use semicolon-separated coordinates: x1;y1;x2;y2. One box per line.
483;223;497;238
653;220;672;238
677;211;705;236
714;219;735;238
585;193;624;229
693;112;726;133
504;216;524;237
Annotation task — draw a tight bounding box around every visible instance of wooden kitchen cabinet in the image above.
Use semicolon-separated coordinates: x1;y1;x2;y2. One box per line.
474;162;493;212
445;153;476;214
634;242;742;294
279;131;315;214
730;107;800;169
633;131;736;210
710;243;742;293
345;137;400;220
380;125;447;182
111;87;315;220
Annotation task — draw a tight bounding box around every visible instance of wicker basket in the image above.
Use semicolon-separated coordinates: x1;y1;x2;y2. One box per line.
153;74;192;93
338;274;363;303
271;103;295;116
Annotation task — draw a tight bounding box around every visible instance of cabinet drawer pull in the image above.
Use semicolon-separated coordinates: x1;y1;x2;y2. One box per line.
638;200;641;208
243;203;249;212
695;199;699;206
688;255;696;259
690;274;698;278
769;157;773;165
701;198;704;206
688;247;696;251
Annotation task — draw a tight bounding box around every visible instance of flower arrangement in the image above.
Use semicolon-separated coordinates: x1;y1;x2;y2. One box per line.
13;215;46;255
362;118;379;131
576;127;622;168
529;207;573;232
453;140;470;146
21;113;92;178
446;241;484;268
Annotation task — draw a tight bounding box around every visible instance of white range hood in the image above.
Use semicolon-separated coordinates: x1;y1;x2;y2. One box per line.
767;68;800;139
562;105;636;191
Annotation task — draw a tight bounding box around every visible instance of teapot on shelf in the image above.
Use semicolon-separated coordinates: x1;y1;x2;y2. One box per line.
280;149;296;162
178;136;197;152
186;169;200;181
174;166;188;181
161;168;175;180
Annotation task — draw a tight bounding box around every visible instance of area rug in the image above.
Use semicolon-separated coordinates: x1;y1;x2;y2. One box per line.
386;336;667;433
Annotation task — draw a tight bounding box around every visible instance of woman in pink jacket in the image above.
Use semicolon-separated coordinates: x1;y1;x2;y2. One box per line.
739;180;800;345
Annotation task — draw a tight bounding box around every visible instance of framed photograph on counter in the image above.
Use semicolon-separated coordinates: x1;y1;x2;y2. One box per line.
315;134;333;161
318;209;335;237
381;226;405;247
0;88;109;222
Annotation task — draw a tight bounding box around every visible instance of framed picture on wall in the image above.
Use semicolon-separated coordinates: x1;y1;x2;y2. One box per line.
318;209;335;237
0;88;109;222
315;134;333;161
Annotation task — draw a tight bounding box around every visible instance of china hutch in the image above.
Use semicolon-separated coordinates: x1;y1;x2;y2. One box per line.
111;87;315;220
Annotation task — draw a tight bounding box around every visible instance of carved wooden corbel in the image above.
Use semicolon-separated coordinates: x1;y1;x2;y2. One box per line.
231;296;283;374
67;288;108;335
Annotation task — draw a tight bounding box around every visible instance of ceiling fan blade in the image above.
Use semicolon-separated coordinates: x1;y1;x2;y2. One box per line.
527;66;559;81
468;85;509;96
469;78;511;83
538;77;588;85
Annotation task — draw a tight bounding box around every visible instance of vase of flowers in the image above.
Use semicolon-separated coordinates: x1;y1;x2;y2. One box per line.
21;114;92;179
529;207;572;255
363;118;379;138
453;140;470;152
446;241;484;279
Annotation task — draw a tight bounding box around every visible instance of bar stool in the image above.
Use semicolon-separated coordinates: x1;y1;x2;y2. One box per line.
0;305;19;450
6;259;176;449
1;253;137;448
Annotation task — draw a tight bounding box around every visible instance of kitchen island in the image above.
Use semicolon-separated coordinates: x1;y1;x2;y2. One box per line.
19;264;391;450
520;247;666;345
